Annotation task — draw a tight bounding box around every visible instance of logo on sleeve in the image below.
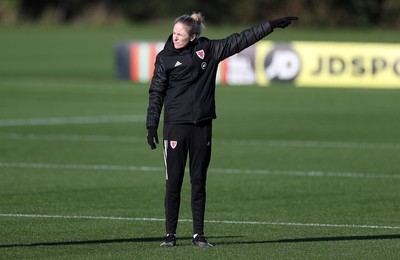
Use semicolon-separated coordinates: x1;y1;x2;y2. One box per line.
196;50;205;60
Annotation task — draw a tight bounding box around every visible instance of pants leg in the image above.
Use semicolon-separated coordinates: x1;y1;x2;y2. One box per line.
189;122;212;235
163;124;189;234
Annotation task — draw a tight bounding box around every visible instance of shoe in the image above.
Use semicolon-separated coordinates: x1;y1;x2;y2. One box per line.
160;234;176;247
192;234;213;247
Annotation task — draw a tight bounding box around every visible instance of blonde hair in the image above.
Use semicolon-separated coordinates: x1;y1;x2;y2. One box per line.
174;12;205;37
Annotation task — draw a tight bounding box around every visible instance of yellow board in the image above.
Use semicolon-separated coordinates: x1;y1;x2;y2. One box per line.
255;41;400;88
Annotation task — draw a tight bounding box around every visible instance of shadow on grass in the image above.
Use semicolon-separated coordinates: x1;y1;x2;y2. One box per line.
3;234;399;248
218;234;400;245
0;236;240;248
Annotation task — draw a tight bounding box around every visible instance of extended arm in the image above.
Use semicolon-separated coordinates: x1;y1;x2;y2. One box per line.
212;16;298;61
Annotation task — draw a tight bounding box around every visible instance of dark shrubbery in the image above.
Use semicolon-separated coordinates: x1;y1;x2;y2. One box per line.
1;0;399;28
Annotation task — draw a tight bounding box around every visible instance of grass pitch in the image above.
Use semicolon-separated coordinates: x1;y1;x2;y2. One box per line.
0;25;400;259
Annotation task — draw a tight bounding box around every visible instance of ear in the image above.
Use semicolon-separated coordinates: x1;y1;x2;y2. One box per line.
190;35;196;42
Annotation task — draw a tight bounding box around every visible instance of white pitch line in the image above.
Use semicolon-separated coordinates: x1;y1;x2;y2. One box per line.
220;139;400;150
0;115;145;126
0;162;399;179
1;133;400;150
0;213;399;230
209;167;400;179
0;133;144;143
0;162;163;173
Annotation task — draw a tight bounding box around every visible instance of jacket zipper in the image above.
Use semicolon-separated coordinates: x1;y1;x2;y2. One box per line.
186;49;197;124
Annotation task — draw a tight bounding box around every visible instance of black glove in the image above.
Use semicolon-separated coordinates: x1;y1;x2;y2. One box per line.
147;126;159;150
270;16;298;29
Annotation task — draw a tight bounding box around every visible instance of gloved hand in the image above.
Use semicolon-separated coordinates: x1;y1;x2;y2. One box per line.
270;16;298;29
147;126;159;150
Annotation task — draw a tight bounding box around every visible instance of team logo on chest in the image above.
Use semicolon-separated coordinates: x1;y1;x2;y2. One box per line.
196;50;205;60
170;141;178;149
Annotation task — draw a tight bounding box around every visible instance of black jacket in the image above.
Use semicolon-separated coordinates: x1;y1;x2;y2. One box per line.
146;21;274;129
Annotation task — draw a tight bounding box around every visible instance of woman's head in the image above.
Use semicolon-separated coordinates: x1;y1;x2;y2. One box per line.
172;12;205;49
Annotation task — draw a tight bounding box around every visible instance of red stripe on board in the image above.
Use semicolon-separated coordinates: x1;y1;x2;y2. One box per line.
148;43;157;80
219;59;228;85
129;43;139;82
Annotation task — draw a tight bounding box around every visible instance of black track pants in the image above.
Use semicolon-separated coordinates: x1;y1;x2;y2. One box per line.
162;122;212;235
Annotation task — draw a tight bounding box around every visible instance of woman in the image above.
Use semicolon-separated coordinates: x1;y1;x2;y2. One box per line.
146;12;297;247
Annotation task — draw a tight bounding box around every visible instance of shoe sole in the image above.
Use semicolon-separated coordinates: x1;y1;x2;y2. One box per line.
192;242;213;247
160;242;176;247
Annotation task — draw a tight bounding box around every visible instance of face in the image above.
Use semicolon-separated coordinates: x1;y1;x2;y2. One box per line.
172;22;195;49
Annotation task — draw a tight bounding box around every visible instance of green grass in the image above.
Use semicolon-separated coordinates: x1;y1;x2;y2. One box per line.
1;25;400;259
